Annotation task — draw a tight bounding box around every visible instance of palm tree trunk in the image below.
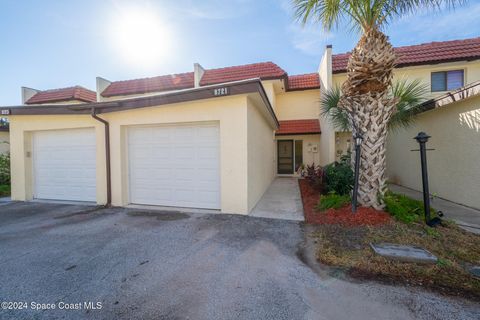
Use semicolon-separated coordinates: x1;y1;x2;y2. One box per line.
340;27;397;210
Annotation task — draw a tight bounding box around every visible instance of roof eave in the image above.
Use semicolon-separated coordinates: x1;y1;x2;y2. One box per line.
4;79;280;128
275;131;321;136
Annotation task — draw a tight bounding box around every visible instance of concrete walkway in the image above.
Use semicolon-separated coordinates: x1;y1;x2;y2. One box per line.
390;184;480;234
250;177;304;221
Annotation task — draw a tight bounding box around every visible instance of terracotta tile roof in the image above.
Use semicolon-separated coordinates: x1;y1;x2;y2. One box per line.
101;62;287;97
276;119;321;135
332;37;480;73
200;62;286;86
288;73;320;91
101;72;194;97
26;86;96;104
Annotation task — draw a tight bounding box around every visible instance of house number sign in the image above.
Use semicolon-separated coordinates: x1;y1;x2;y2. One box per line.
213;87;229;96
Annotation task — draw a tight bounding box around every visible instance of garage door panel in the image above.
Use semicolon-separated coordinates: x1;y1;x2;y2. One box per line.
128;124;220;209
33;128;96;202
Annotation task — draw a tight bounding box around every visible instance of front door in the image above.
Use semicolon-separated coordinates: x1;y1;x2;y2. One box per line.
277;140;294;174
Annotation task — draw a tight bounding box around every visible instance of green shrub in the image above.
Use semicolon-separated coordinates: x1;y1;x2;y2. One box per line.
383;191;436;224
316;192;350;211
323;153;354;196
0;184;10;197
0;152;10;185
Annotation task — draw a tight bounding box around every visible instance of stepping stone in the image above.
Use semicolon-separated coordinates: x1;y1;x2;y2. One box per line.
370;243;438;264
469;266;480;279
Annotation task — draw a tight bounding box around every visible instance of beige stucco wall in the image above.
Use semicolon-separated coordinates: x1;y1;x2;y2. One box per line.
275;134;321;171
247;97;276;211
0;131;9;155
8;115;108;204
318;46;337;166
386;96;480;209
275;90;320;120
261;81;277;111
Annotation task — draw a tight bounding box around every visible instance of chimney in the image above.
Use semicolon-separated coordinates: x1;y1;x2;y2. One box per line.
194;63;205;88
318;45;332;92
96;77;112;102
21;87;40;104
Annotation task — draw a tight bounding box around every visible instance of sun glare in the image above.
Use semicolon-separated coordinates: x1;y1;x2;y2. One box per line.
110;7;172;68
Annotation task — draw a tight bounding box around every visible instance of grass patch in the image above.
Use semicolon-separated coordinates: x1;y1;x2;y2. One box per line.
383;191;436;223
316;193;350;211
313;220;480;299
0;184;10;197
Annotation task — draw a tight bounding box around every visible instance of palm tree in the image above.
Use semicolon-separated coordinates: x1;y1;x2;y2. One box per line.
293;0;463;209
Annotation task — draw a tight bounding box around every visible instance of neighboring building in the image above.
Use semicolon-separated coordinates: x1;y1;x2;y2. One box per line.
4;37;480;213
329;37;480;210
386;82;480;210
0;126;8;155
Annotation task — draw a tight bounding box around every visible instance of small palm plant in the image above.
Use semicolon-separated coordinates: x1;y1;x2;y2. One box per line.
293;0;463;209
321;79;429;132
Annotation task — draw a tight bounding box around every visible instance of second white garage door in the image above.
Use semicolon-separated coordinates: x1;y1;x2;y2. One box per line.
128;124;220;209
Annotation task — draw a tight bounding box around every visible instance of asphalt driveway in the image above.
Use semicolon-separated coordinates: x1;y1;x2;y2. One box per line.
0;202;478;320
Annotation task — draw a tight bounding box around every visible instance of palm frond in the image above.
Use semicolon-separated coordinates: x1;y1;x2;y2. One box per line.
292;0;466;31
389;78;429;130
320;79;428;132
320;86;350;131
293;0;343;30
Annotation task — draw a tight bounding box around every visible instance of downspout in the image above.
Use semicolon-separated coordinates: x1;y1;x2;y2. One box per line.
91;107;112;206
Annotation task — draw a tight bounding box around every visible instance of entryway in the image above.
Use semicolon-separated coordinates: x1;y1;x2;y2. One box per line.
250;177;304;221
277;140;303;175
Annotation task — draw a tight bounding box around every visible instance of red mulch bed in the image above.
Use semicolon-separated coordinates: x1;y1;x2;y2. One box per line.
298;179;391;226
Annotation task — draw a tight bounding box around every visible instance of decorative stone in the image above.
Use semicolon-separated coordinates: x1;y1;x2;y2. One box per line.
370;243;438;264
469;266;480;278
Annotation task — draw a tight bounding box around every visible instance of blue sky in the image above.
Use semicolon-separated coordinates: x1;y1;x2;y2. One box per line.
1;0;479;105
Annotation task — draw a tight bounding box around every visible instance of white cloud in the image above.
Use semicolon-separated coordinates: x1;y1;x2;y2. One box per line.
281;0;338;56
388;2;480;44
287;23;334;56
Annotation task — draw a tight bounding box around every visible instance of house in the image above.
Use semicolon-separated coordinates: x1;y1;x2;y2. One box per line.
3;37;480;213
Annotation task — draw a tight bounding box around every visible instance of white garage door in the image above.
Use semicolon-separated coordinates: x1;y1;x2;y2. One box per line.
33;128;96;202
128;124;220;209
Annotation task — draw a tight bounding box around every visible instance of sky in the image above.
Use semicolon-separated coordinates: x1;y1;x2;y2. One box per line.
1;0;479;105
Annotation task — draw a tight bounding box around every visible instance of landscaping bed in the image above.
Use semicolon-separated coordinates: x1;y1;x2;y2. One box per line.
298;178;480;299
299;179;391;226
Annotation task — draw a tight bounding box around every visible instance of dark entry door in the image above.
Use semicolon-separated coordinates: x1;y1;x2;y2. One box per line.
277;140;294;174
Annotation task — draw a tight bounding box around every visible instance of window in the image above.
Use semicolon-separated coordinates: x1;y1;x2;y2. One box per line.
431;70;464;92
294;140;303;172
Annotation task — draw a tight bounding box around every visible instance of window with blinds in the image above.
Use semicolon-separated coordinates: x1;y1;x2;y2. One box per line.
431;70;464;92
